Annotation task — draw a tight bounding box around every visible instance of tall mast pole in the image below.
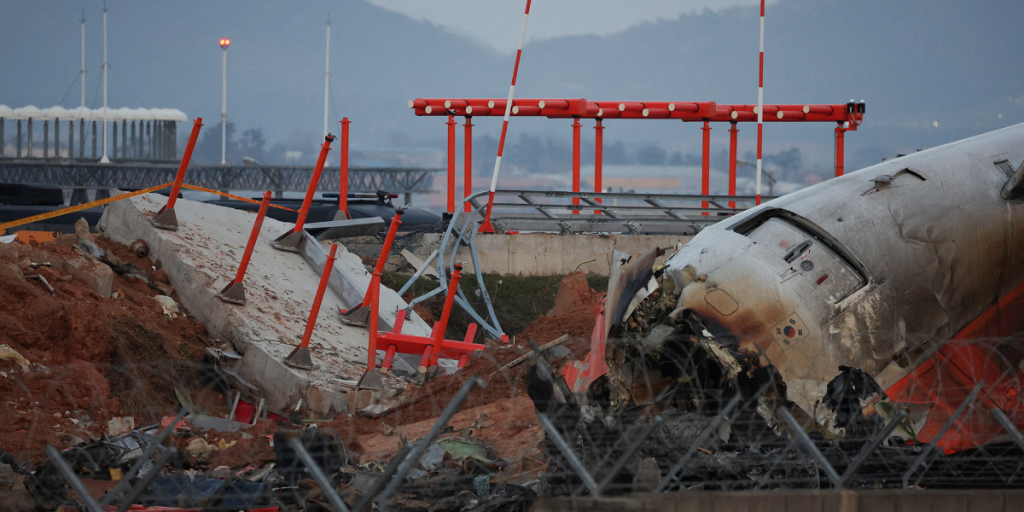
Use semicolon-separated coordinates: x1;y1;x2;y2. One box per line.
221;39;229;165
480;0;533;232
80;12;86;108
755;0;765;205
323;14;331;138
100;3;109;163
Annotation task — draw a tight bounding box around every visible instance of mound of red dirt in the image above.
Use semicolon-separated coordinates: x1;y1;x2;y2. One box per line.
0;234;217;462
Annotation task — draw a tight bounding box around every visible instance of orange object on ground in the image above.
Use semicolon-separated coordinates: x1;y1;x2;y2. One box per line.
562;296;610;394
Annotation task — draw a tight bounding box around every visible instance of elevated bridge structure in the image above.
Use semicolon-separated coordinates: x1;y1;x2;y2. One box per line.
0;160;439;205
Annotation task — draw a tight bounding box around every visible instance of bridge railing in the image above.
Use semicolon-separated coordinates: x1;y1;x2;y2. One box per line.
0;161;440;196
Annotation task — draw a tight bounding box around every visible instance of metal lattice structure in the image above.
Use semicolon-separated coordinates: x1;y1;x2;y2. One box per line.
397;189;765;339
0;161;439;194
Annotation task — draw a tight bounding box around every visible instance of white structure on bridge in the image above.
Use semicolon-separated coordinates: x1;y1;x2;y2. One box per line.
0;105;187;161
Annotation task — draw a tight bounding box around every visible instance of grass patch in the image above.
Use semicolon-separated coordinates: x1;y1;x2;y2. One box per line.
382;271;607;342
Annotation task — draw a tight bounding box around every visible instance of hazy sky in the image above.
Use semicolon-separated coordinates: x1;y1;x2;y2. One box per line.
365;0;771;51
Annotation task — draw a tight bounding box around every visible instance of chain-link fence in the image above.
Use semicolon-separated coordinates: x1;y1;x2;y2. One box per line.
3;327;1019;512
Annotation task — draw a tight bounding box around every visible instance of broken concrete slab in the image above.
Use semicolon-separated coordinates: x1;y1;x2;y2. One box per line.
98;192;431;417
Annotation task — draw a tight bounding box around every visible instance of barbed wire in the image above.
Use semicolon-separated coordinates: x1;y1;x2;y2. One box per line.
1;329;1020;512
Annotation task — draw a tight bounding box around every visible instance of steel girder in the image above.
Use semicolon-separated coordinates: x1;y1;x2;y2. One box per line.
0;161;439;194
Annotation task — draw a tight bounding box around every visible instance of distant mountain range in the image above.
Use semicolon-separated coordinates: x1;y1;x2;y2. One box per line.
2;0;1022;172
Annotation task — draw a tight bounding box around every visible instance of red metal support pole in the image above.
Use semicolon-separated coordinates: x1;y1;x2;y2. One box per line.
151;117;203;230
284;243;338;369
167;117;202;211
217;191;272;305
366;270;381;374
430;264;463;367
295;134;335;233
447;115;456;214
382;343;397;373
728;122;738;209
339;210;403;326
464;117;473;212
701;120;711;215
273;134;334;251
594;119;603;214
339;118;350;218
834;124;846;177
572;117;581;213
235;192;271;284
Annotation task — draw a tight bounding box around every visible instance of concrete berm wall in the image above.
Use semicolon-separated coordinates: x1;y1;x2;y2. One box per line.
98;193;430;418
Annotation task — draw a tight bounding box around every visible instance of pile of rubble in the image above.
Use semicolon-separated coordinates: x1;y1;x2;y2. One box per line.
0;221;610;510
0;221;219;462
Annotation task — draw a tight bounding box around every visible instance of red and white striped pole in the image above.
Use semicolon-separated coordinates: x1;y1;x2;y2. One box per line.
480;0;532;233
755;0;765;206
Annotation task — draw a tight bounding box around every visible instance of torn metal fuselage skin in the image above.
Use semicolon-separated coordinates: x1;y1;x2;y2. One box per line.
662;123;1024;442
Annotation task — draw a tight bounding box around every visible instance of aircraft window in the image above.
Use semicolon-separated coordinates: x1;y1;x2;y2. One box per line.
735;212;867;303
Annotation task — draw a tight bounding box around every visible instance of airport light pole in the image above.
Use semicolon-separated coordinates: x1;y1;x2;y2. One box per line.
80;12;86;109
220;38;230;165
323;15;331;138
100;4;109;163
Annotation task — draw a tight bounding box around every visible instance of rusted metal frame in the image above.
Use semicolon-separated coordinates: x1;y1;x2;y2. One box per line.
656;394;743;492
836;408;908;487
902;381;985;489
777;406;843;486
537;412;602;496
287;437;353;512
378;377;484;512
100;408;188;507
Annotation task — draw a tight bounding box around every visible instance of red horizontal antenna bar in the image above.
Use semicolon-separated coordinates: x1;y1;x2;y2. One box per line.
409;98;862;123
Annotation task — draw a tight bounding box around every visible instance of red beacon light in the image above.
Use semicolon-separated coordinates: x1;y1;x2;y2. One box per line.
219;38;231;49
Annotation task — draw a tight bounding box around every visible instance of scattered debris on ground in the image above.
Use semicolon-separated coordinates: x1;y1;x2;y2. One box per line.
0;231;606;510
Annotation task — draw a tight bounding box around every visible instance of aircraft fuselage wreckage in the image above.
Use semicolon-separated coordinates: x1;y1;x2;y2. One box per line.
572;122;1024;453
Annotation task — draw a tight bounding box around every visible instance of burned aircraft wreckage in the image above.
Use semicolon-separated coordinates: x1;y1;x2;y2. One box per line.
557;122;1024;459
